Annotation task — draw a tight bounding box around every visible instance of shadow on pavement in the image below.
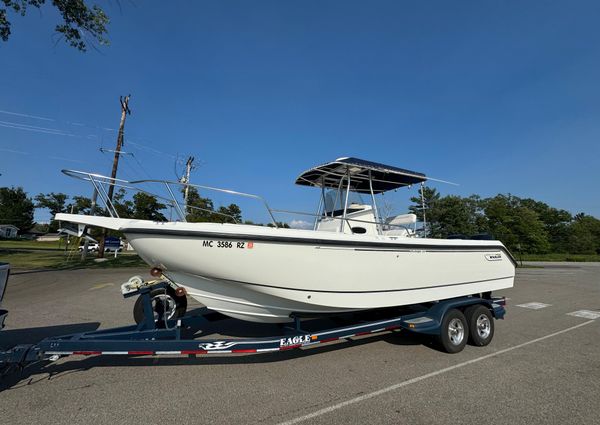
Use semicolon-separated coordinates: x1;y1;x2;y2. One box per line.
0;322;101;350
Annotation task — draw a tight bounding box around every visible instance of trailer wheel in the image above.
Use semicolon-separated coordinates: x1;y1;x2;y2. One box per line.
133;288;187;326
437;309;468;353
465;305;494;346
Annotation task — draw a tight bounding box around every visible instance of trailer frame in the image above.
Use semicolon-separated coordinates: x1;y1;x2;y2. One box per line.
0;277;506;372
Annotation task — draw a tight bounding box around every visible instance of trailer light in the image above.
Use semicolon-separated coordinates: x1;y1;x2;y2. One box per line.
311;335;317;341
175;287;187;297
150;267;163;277
409;324;415;328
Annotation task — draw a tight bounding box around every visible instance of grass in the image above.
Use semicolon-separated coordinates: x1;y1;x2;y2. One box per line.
0;239;64;250
518;253;600;262
0;239;147;270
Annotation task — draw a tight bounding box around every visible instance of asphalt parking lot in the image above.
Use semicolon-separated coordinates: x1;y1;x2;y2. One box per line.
0;263;599;425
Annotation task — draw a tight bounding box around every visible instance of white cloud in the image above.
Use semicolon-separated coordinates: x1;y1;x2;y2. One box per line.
289;219;313;230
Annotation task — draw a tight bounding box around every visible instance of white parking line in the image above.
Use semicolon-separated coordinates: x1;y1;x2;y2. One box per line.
277;320;596;425
515;302;551;310
567;310;600;320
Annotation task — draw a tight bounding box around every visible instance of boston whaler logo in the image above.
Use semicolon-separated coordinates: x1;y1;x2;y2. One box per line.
280;334;312;347
199;341;237;350
485;253;503;261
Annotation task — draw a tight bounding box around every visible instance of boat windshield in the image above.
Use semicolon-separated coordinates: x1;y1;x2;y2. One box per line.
323;189;366;217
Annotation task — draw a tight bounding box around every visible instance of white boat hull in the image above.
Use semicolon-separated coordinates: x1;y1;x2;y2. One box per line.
55;215;516;323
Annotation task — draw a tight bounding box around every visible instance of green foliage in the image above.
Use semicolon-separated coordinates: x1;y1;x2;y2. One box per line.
217;204;242;223
34;192;68;215
566;214;600;254
482;194;550;253
185;187;216;223
1;0;109;51
428;195;486;238
185;187;243;224
519;198;572;252
109;189;167;221
267;221;290;228
409;186;440;223
69;195;92;214
132;192;166;221
0;186;34;231
34;191;69;232
112;188;134;218
409;188;600;255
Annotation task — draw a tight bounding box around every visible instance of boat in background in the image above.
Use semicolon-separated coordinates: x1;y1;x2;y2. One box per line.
56;157;515;323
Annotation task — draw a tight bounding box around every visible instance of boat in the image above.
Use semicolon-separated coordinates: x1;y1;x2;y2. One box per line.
55;157;516;323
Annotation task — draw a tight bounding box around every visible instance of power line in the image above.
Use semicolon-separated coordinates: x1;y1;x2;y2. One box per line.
0;109;55;121
0;108;169;157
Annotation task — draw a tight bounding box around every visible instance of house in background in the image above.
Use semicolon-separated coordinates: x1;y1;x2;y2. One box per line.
0;225;19;239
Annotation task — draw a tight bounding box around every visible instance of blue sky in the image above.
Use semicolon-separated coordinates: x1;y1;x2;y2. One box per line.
1;1;599;224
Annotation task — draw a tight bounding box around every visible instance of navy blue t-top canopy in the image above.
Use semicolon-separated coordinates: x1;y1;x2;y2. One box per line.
295;157;427;194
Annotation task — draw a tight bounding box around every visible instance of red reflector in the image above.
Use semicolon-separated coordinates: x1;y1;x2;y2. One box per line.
280;344;302;350
319;337;338;344
150;267;163;277
385;325;400;331
128;351;154;355
232;349;257;353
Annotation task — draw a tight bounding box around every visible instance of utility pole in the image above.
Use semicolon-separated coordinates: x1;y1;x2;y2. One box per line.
420;182;427;238
81;189;97;261
182;156;195;214
98;95;131;257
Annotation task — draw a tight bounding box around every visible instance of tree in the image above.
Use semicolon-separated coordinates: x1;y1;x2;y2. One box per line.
112;188;134;218
427;195;486;238
216;204;242;223
1;0;109;51
184;186;244;224
566;214;600;254
409;186;440;222
0;186;34;232
520;198;572;252
132;192;166;221
68;195;92;214
408;185;441;235
482;194;550;253
267;221;290;228
35;192;68;215
185;187;216;223
35;192;68;232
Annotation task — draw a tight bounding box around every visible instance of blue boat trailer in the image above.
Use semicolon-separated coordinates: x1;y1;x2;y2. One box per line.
0;279;506;372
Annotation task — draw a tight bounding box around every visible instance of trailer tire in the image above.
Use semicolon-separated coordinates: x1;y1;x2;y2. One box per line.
437;309;468;354
465;304;494;346
133;287;187;326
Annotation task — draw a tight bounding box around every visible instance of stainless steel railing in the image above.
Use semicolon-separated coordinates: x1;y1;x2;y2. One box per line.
61;169;278;226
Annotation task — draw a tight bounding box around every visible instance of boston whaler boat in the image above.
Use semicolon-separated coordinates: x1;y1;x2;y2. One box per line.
56;157;515;324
